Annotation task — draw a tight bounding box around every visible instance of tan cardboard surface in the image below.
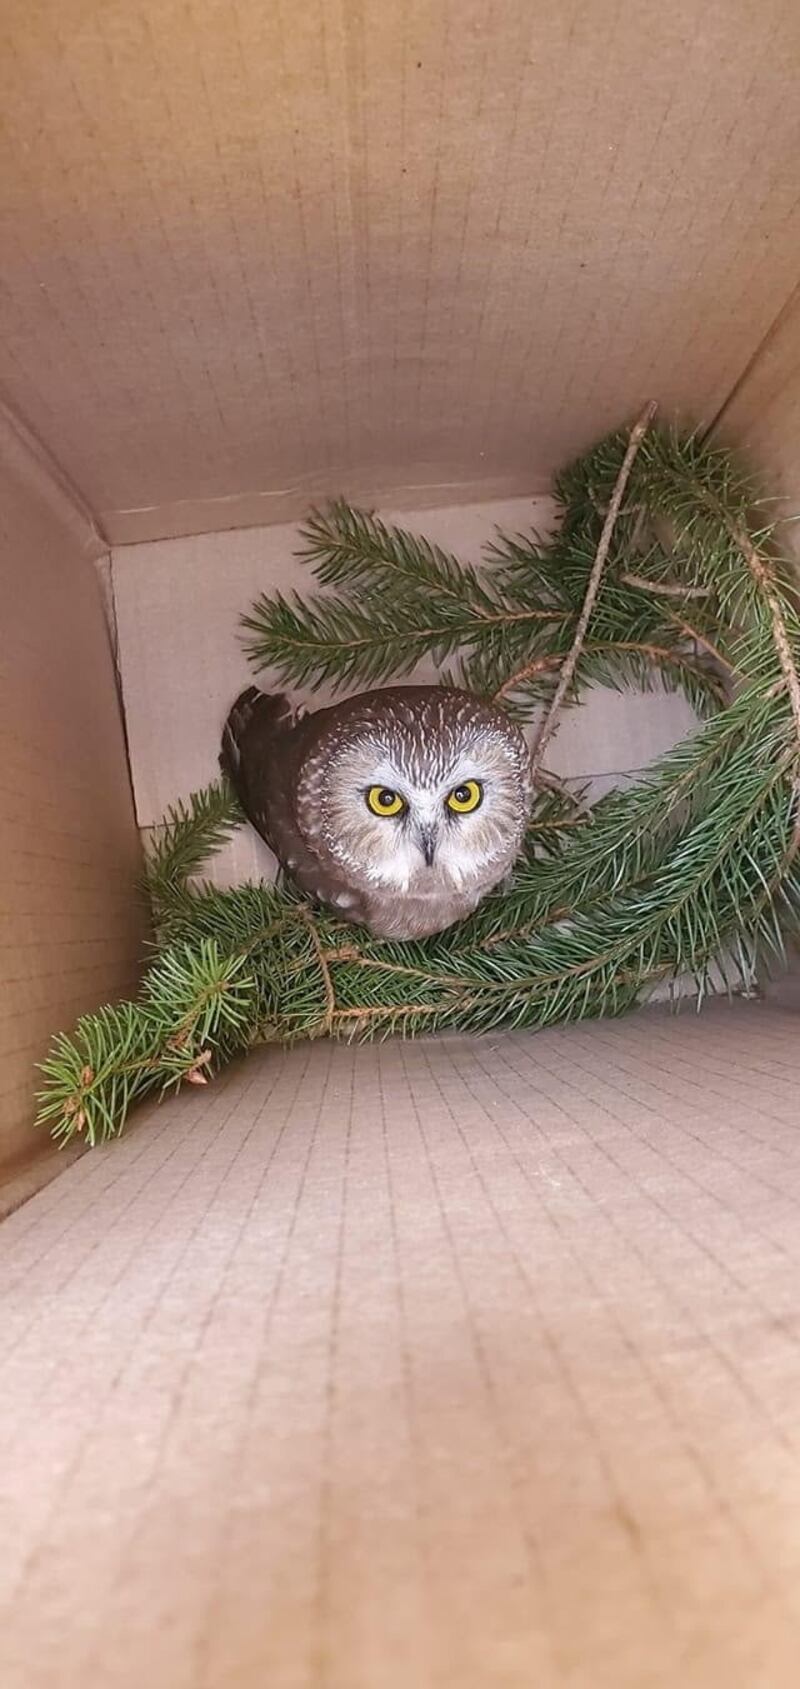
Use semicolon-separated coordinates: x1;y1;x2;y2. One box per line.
3;6;800;1678
3;1002;800;1687
0;427;148;1172
1;1;799;541
720;283;800;521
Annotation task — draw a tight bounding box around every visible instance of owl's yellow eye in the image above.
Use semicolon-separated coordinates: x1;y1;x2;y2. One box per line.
366;785;406;818
446;780;483;814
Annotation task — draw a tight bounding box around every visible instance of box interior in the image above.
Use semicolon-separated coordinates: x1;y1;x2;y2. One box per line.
2;3;800;1683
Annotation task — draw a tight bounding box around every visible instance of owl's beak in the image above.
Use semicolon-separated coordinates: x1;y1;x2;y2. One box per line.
417;823;438;867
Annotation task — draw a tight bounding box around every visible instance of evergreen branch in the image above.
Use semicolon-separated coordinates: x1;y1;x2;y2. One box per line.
492;639;725;716
35;422;800;1144
36;942;259;1145
470;677;784;943
299;499;504;613
242;586;565;693
300;910;337;1037
144;781;243;918
36;1004;162;1146
492;652;563;699
528;399;657;776
659;609;738;683
619;572;712;599
726;518;800;751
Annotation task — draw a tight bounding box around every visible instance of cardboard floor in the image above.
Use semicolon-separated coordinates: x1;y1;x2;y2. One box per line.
2;1000;800;1688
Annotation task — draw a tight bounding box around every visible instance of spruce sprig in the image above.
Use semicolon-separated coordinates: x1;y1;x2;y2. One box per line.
36;424;800;1146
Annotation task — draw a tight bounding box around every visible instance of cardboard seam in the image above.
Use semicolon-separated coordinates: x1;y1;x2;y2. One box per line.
106;552;148;838
0;384;108;557
105;477;554;520
104;477;554;546
706;277;800;439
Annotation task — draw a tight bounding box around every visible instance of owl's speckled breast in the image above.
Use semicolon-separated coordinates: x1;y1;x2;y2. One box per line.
361;883;487;941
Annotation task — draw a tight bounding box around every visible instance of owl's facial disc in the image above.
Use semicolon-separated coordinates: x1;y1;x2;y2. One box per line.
312;717;530;896
348;756;499;888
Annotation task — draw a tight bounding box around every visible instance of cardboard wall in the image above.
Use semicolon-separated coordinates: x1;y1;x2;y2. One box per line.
1;1;800;544
1;0;799;1173
0;427;148;1176
111;497;700;888
720;285;800;524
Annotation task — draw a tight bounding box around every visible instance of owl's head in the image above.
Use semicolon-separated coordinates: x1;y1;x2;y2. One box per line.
298;687;532;895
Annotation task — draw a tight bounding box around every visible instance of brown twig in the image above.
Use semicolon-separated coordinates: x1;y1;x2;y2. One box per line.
619;571;711;599
526;401;654;776
531;765;588;810
528;400;657;779
301;913;337;1036
265;606;564;660
729;520;800;748
332;1000;474;1031
493;652;562;699
627;504;648;554
496;637;717;705
530;815;588;832
661;611;738;683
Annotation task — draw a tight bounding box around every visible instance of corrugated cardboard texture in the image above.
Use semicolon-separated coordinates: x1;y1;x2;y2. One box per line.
0;436;148;1175
1;1;800;542
3;1001;800;1688
110;498;699;887
719;284;800;519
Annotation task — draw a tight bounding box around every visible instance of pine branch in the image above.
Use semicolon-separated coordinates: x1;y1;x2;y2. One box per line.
37;941;259;1145
528;400;657;775
299;500;504;614
619;571;711;599
144;781;243;921
244;423;739;711
36;423;800;1145
36;1003;162;1146
242;586;565;694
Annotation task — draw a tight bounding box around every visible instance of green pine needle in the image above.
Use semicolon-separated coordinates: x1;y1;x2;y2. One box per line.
36;422;800;1145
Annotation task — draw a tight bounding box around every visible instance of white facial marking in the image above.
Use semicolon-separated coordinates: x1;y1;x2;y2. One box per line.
291;692;532;934
313;713;528;897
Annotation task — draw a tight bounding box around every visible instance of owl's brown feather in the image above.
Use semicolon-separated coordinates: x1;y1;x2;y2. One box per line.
220;687;371;921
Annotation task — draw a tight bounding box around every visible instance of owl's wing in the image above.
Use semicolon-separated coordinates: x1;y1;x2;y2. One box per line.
220;688;369;919
220;686;311;869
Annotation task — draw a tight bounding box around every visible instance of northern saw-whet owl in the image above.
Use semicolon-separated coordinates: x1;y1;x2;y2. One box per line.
221;685;532;940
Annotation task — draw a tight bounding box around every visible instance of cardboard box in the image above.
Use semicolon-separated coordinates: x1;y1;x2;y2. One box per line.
2;4;800;1684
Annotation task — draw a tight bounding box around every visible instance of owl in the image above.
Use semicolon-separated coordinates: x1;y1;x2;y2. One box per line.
221;684;532;940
